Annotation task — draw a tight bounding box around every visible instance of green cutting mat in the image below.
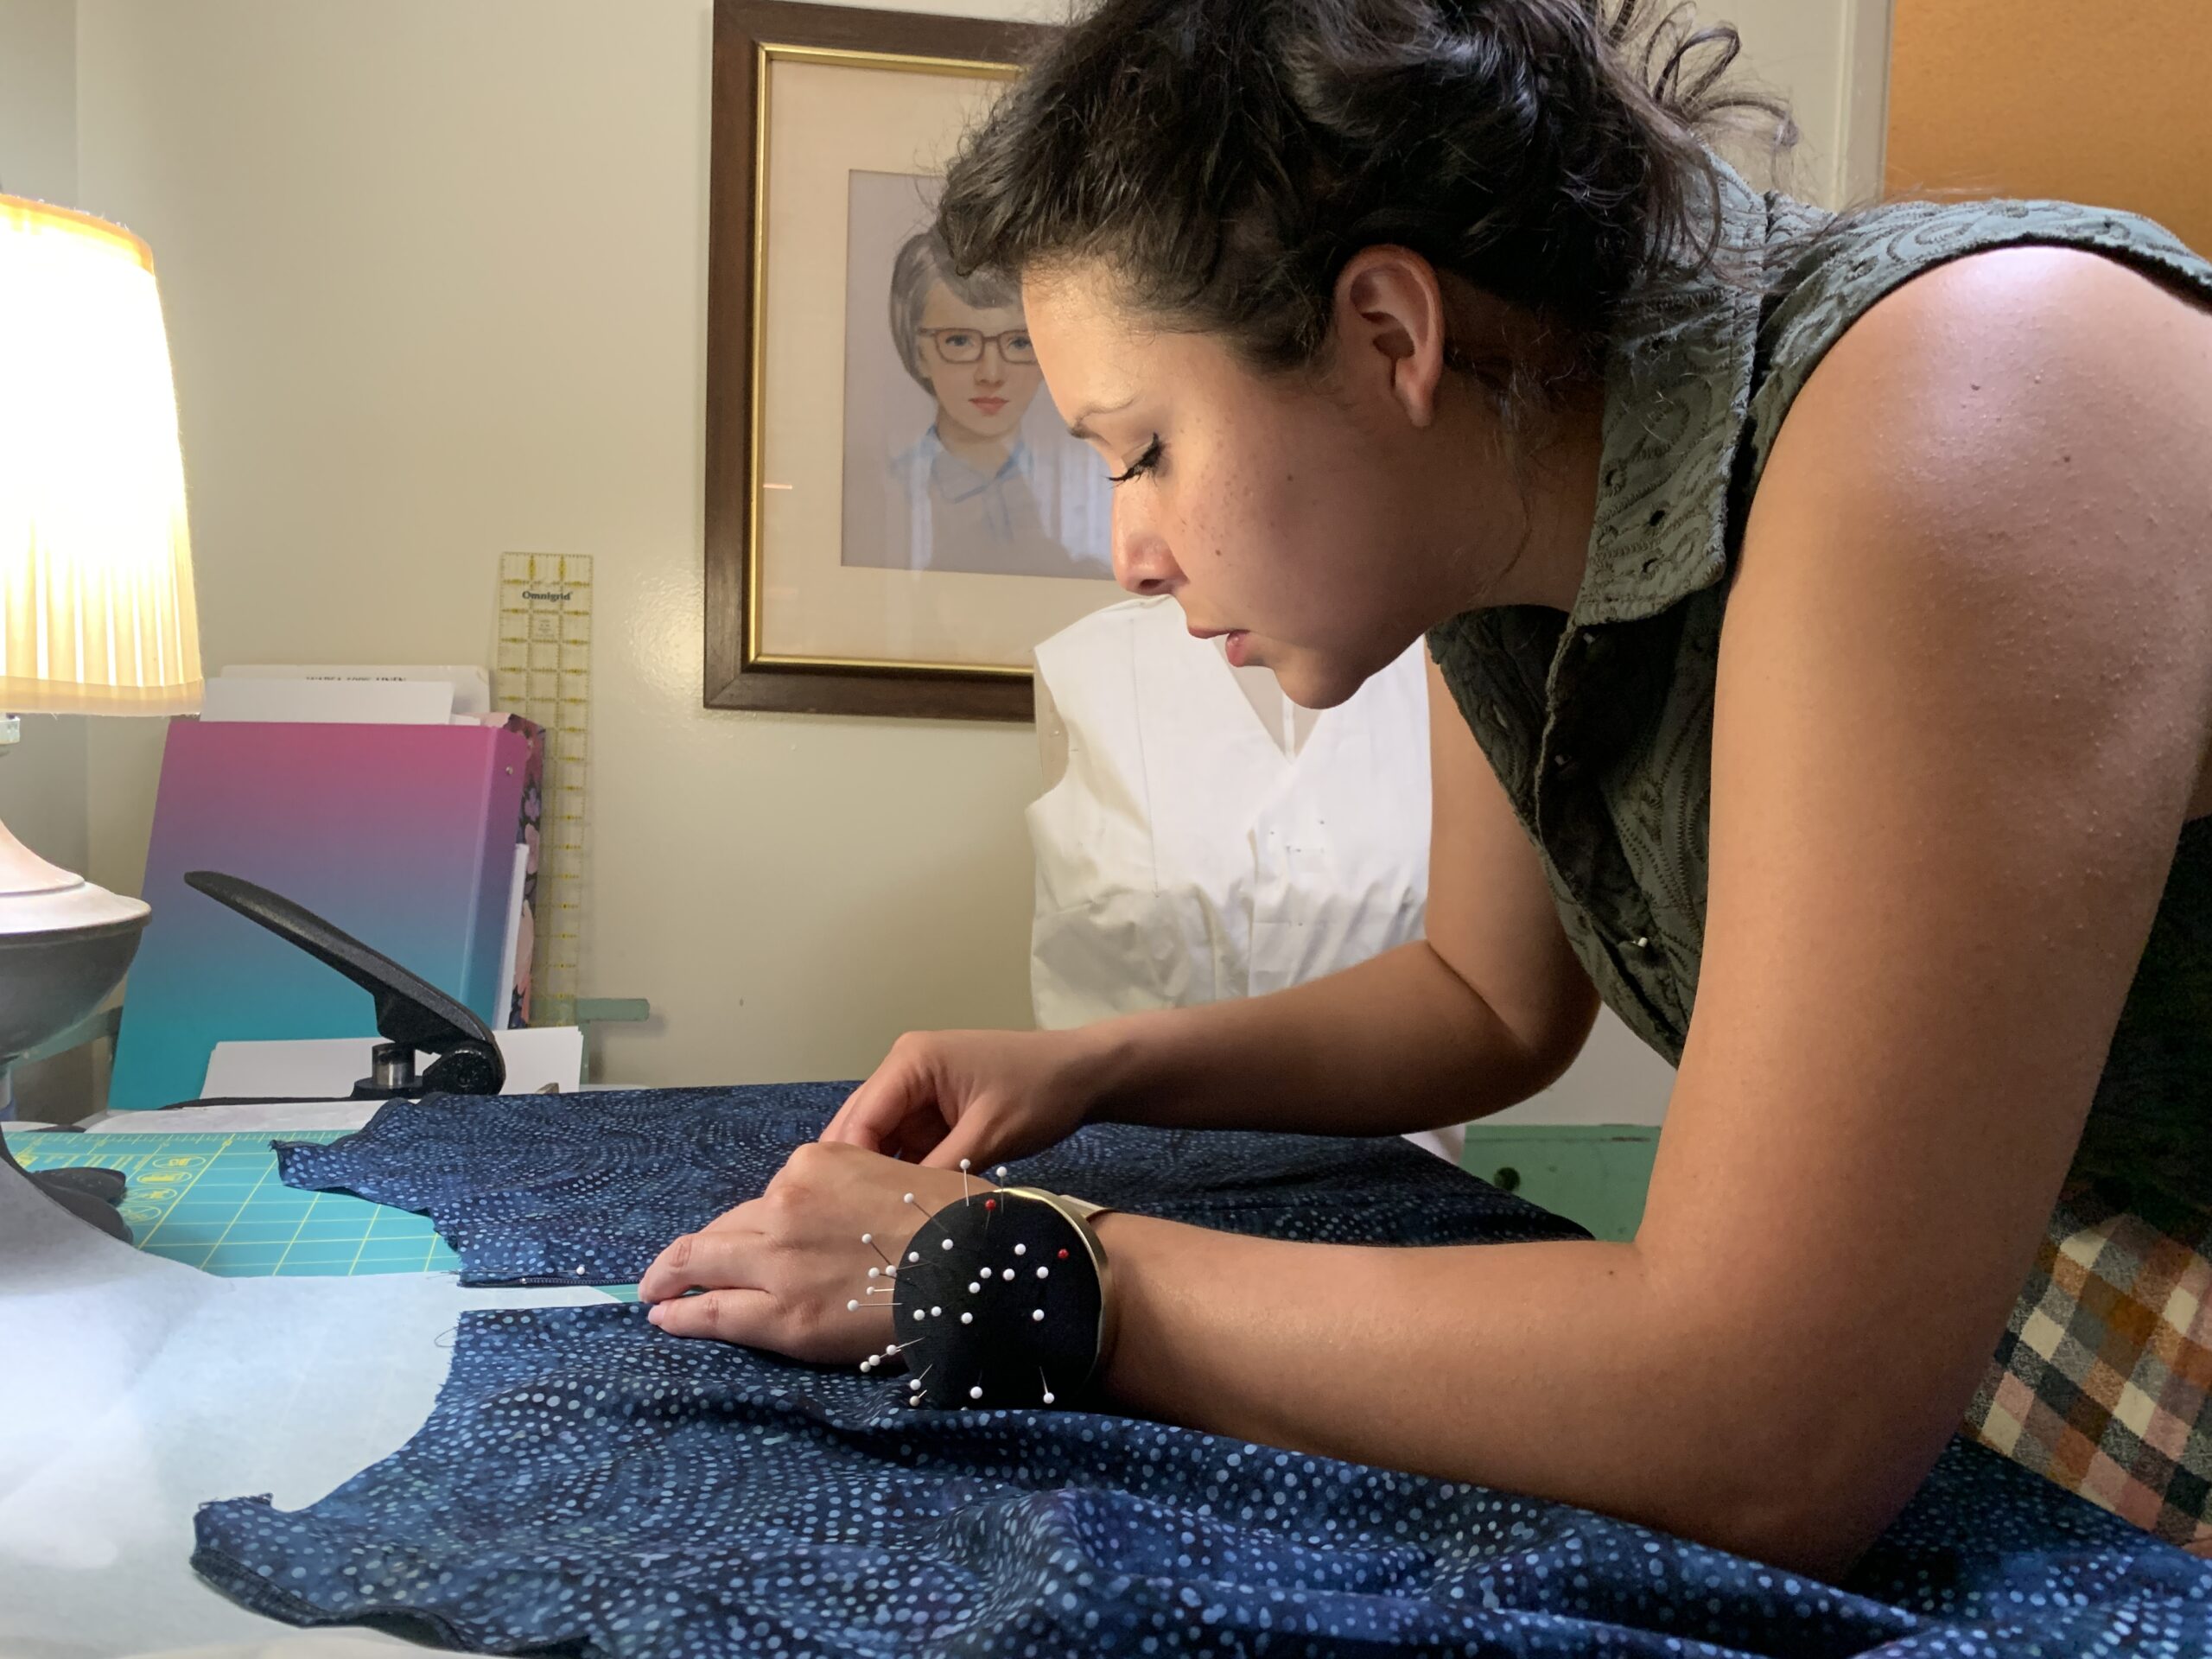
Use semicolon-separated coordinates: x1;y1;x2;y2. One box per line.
4;1128;461;1278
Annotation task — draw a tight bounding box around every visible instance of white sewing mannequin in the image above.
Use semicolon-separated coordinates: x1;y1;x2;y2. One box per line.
1036;638;1322;787
1026;604;1459;1162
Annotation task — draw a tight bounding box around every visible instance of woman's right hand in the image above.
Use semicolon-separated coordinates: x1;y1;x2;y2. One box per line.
818;1026;1115;1171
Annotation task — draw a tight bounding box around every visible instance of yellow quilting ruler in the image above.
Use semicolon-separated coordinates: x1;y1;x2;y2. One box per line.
493;552;592;1027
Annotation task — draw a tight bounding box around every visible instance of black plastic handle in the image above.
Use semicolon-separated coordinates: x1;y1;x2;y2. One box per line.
182;870;505;1094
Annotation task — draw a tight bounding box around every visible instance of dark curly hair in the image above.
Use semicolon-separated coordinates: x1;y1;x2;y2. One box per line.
937;0;1792;389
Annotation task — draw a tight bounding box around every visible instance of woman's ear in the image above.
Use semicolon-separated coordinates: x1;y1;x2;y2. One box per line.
1334;247;1449;430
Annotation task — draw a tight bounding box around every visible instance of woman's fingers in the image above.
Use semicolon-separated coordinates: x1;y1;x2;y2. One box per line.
825;1044;952;1155
645;1286;777;1343
880;1100;955;1164
823;1068;921;1150
918;1108;990;1172
636;1227;760;1305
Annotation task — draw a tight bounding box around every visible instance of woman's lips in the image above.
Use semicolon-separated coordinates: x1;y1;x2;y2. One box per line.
969;397;1007;415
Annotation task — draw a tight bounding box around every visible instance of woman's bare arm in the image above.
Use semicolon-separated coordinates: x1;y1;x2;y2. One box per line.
1086;248;2212;1576
1079;655;1600;1138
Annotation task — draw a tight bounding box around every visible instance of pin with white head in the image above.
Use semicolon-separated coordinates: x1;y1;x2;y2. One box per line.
903;1192;955;1243
959;1157;973;1205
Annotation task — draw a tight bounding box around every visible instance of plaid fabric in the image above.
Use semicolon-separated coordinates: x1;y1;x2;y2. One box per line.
1967;1180;2212;1555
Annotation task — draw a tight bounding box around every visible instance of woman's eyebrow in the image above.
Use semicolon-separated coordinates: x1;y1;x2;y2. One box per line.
1066;397;1135;442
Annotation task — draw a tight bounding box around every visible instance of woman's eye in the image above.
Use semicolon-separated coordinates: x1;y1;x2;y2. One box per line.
1108;437;1162;487
939;331;978;352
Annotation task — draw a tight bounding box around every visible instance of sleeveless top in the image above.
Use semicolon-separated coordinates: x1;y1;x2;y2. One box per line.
1427;171;2212;1549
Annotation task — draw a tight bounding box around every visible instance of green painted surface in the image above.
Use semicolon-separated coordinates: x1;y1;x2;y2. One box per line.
1460;1125;1660;1243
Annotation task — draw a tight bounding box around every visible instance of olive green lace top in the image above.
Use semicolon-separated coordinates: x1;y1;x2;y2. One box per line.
1427;173;2212;1223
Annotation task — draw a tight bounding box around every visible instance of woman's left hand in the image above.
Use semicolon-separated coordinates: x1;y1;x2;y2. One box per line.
636;1141;990;1364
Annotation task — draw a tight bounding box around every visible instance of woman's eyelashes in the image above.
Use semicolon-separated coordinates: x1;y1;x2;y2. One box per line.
1107;435;1163;487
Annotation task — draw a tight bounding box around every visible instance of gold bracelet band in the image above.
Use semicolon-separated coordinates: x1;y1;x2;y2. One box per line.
999;1186;1119;1382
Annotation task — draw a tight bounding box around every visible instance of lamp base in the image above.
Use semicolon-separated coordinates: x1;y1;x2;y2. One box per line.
0;1128;133;1243
0;810;149;1237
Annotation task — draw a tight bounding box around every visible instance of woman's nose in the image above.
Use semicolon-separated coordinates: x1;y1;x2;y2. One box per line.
1111;496;1181;597
974;344;1006;386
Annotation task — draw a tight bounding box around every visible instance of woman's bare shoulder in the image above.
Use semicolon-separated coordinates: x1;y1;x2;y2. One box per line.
1751;242;2212;626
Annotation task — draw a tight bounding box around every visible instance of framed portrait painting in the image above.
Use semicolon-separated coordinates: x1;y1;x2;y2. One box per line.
704;0;1126;721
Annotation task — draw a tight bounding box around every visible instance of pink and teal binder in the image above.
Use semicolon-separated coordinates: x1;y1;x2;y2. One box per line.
106;718;533;1111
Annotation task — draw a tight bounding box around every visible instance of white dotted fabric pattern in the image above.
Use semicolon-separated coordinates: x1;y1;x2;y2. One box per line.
270;1084;1580;1287
192;1303;2212;1657
200;1087;2212;1656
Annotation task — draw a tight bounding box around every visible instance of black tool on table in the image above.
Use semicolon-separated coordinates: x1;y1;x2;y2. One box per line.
165;870;508;1105
3;874;507;1246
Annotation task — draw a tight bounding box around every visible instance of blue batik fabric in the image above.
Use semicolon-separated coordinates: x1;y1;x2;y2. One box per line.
194;1304;2212;1658
271;1085;1583;1286
199;1085;2212;1657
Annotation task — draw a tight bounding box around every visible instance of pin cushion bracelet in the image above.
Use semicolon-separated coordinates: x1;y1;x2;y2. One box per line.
850;1165;1118;1411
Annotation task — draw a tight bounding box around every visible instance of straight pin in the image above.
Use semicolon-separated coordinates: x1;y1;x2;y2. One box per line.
860;1232;895;1268
960;1157;972;1205
904;1192;955;1242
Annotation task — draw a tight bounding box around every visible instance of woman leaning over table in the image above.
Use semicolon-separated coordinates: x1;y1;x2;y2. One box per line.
640;0;2212;1575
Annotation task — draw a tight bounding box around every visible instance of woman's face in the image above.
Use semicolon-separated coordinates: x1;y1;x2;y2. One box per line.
1023;260;1536;711
917;283;1046;446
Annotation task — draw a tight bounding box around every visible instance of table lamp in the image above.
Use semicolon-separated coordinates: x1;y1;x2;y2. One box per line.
0;194;202;1227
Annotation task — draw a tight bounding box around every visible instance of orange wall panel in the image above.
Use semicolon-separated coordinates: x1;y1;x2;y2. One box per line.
1886;0;2212;254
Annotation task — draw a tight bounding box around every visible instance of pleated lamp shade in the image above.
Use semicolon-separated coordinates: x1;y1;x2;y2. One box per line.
0;194;202;716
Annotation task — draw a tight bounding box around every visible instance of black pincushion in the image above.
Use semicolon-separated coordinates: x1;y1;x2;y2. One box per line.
888;1190;1105;1410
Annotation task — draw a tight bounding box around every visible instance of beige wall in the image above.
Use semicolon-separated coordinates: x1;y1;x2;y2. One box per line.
0;0;98;1118
44;0;1877;1123
1714;0;1892;208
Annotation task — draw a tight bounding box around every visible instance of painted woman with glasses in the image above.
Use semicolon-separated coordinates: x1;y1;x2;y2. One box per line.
875;228;1104;581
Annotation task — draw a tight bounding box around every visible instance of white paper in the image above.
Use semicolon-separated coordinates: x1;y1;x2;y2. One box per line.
79;1099;387;1135
494;841;531;1033
0;1156;608;1658
194;1028;584;1102
219;665;491;716
197;679;454;726
120;1637;417;1659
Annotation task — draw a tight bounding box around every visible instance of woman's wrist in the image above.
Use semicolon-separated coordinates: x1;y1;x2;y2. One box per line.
1064;1010;1165;1125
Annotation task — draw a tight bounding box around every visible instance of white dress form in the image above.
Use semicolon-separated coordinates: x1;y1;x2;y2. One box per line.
1028;598;1460;1162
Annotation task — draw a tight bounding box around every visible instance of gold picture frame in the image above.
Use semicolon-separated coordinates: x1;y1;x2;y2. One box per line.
704;0;1123;721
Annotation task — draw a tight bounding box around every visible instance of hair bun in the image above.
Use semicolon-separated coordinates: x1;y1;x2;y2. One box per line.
938;0;1791;385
